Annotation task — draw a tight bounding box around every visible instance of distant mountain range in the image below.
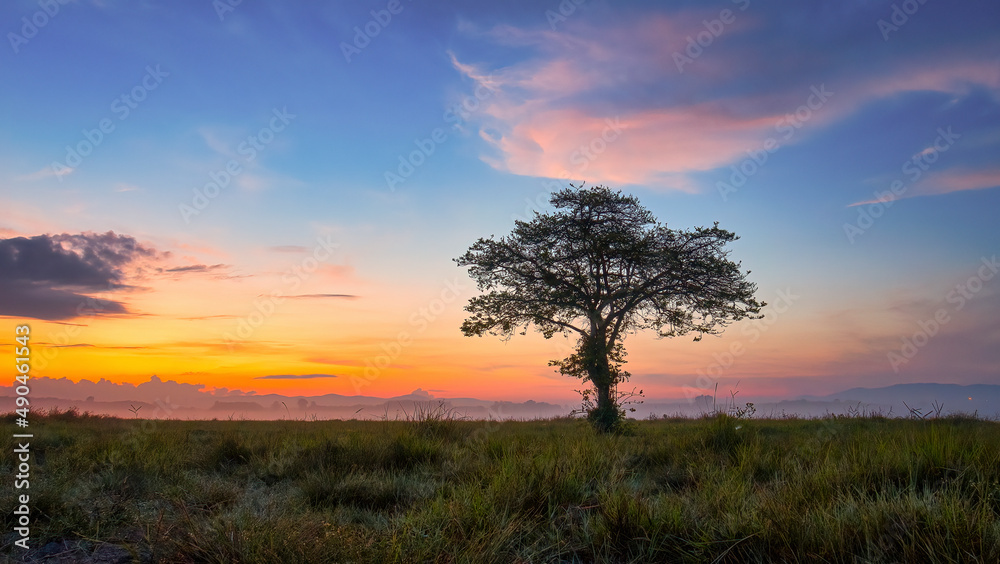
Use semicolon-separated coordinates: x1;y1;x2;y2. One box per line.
820;382;997;402
2;378;997;420
813;383;997;416
639;383;998;419
0;376;569;420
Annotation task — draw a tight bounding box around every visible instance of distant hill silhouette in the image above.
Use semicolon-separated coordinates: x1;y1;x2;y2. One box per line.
816;383;996;416
0;376;568;420
2;378;997;420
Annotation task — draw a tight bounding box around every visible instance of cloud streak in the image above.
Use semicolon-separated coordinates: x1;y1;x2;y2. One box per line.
285;293;359;300
16;166;74;181
162;263;229;273
255;374;340;380
849;168;1000;206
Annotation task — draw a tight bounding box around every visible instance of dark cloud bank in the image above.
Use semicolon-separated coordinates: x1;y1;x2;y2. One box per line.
0;231;156;321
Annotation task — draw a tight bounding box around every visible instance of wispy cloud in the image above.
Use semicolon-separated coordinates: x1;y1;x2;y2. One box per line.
157;262;244;281
306;356;412;370
39;343;150;350
254;374;339;380
455;12;1000;190
305;357;364;366
16;167;74;181
162;263;229;273
850;168;1000;206
285;293;359;300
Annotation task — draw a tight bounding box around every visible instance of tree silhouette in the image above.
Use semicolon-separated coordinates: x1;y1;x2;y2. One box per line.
455;185;764;431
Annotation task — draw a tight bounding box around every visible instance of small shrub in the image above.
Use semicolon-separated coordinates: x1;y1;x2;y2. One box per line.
389;431;441;470
204;436;253;469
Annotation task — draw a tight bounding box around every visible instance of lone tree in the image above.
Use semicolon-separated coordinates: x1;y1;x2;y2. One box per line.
455;185;764;432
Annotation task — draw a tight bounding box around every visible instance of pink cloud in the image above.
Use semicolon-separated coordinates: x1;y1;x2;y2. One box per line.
861;61;1000;101
0;199;67;235
168;239;230;259
877;168;1000;203
913;169;1000;197
317;263;357;284
850;168;1000;206
456;18;999;191
483;105;780;188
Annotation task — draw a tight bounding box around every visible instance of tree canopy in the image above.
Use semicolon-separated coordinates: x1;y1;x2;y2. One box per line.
455;185;764;431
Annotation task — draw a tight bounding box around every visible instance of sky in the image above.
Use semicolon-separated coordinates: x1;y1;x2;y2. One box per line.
1;0;999;405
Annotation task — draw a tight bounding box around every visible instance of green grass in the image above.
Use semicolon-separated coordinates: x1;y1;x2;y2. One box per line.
2;409;999;563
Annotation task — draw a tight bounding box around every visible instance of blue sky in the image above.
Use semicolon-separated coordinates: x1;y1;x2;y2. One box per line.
1;0;999;401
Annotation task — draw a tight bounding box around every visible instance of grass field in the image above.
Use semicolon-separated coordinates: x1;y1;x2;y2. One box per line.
2;409;999;563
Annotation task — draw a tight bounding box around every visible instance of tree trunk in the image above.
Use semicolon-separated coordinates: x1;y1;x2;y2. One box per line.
584;332;618;432
594;381;614;419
